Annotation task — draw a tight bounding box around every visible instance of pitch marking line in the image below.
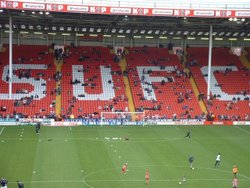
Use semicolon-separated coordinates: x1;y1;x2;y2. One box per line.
0;127;5;136
5;177;250;185
174;126;180;131
81;164;250;188
235;126;250;134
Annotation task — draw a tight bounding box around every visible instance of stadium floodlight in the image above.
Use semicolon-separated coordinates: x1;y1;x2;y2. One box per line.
225;32;231;36
97;28;101;32
155;30;160;34
52;26;56;31
29;25;34;30
169;31;174;35
5;24;9;28
147;30;152;34
82;28;86;32
126;29;131;34
183;31;189;35
133;29;138;33
89;28;94;32
67;27;72;31
233;32;239;36
37;25;41;30
229;18;233;21
176;31;182;35
111;28;116;33
59;27;64;31
190;31;196;35
204;32;209;36
212;32;217;36
118;29;123;33
100;111;145;126
197;31;203;36
219;32;224;36
240;32;245;36
140;30;145;34
45;12;50;15
241;18;245;22
161;30;167;35
0;9;4;13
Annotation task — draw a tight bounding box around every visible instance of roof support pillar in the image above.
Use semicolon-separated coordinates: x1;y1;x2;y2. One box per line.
8;15;13;99
207;25;213;100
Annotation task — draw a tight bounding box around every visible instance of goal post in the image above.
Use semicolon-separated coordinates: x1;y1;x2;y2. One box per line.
100;111;145;126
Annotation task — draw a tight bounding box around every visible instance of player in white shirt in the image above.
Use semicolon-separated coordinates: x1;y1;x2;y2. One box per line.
214;153;221;167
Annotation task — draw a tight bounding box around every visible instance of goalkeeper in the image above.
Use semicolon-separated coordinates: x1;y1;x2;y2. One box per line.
188;156;194;169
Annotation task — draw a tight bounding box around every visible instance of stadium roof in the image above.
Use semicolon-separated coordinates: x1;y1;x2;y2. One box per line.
0;0;250;39
0;9;249;39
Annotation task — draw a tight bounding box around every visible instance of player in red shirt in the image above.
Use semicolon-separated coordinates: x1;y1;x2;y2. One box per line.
145;169;150;185
122;163;127;174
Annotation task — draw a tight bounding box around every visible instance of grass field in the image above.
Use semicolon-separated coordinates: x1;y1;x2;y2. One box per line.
0;125;250;188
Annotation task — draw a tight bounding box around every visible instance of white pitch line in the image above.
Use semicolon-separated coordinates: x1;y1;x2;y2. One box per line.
235;126;250;134
174;126;180;131
70;127;72;131
5;177;250;184
0;127;5;136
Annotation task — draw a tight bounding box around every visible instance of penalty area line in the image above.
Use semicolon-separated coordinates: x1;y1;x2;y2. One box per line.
0;127;5;136
235;126;250;134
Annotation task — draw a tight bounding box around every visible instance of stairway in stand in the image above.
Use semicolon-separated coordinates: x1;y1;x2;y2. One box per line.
117;50;136;113
55;59;63;116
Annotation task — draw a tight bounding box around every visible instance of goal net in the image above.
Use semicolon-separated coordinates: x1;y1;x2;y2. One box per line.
100;111;145;126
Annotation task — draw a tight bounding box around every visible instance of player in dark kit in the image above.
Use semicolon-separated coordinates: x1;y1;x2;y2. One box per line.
35;122;41;134
17;181;24;188
0;178;8;188
185;129;191;138
188;156;194;169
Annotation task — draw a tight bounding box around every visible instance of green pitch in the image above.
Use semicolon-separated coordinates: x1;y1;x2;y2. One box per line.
0;125;250;188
